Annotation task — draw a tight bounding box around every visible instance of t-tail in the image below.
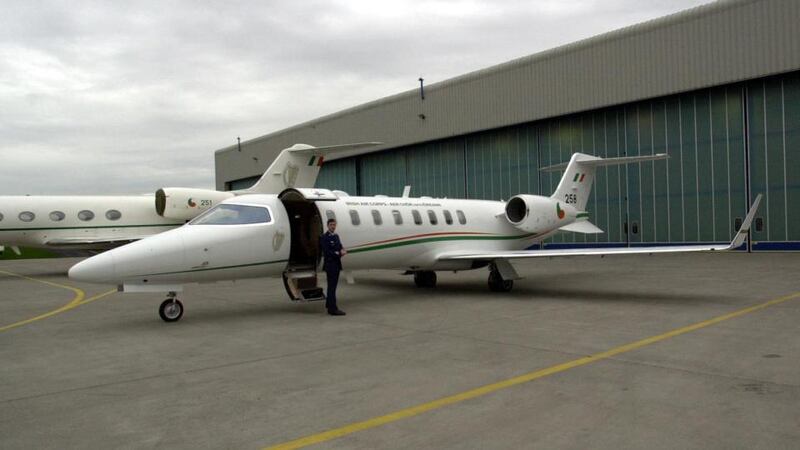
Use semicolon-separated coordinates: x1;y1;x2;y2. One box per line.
542;152;669;233
543;152;669;211
241;142;382;194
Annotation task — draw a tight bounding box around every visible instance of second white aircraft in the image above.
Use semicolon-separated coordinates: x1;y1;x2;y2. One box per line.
69;151;762;322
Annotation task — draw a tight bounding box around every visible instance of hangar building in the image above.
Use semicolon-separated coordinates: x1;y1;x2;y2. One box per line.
215;0;800;250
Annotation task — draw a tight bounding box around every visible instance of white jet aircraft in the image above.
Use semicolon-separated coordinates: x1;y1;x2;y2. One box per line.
69;152;762;322
0;143;377;255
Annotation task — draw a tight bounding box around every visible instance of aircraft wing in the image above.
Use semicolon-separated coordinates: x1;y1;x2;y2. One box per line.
439;195;761;262
45;236;152;246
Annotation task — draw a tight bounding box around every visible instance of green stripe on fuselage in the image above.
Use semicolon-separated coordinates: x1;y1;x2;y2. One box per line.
348;233;537;254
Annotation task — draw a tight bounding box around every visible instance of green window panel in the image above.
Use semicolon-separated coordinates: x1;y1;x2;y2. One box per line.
651;101;671;243
694;90;715;242
592;111;612;243
678;95;700;242
406;139;466;199
726;88;748;234
709;87;739;241
579;114;597;243
624;105;643;244
518;124;540;198
606;110;627;244
748;78;790;243
638;104;657;244
664;98;685;242
315;158;357;194
785;73;800;242
359;150;406;196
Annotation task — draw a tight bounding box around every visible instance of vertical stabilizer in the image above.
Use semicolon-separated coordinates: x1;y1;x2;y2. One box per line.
543;152;668;211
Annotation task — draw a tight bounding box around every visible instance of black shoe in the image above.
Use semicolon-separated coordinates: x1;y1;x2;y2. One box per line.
328;309;346;316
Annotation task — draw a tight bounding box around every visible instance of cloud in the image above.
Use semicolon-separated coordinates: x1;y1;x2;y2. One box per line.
0;0;709;195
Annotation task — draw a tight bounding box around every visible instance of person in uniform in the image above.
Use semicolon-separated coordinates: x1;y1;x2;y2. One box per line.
320;218;347;316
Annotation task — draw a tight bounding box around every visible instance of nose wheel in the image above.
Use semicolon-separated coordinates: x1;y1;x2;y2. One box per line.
159;292;184;322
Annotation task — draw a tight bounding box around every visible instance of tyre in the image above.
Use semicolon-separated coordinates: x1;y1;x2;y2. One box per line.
414;271;437;288
159;299;184;322
488;271;513;292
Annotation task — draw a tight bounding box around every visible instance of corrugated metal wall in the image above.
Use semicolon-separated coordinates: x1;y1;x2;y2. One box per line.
316;70;800;249
217;0;800;189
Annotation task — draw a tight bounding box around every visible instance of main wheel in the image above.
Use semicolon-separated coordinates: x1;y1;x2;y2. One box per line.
159;299;184;322
413;271;437;288
488;271;513;292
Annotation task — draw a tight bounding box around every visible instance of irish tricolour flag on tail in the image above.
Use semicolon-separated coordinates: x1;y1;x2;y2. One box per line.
307;155;325;166
572;172;586;182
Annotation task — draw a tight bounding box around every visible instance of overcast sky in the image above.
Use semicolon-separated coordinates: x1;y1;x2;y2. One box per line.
0;0;711;195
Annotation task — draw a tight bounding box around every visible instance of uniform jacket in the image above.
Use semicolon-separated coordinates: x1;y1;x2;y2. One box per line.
320;231;343;272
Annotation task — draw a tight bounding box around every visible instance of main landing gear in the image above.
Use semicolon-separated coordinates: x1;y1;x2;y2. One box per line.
159;292;184;322
488;266;513;292
413;270;437;288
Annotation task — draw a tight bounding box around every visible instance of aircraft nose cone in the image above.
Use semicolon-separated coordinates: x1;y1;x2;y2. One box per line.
68;252;115;283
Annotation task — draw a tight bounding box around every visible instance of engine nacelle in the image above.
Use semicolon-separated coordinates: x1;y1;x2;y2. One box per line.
155;188;235;221
505;194;576;234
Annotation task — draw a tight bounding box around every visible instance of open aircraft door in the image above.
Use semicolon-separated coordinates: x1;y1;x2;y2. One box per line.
278;188;337;301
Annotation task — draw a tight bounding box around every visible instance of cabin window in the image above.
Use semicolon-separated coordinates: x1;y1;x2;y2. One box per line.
105;210;122;221
392;210;403;225
456;210;467;224
443;210;453;225
349;209;361;226
371;209;382;225
19;211;35;222
49;211;65;222
325;210;336;222
0;212;3;222
412;210;422;225
78;210;95;221
427;210;438;225
190;204;271;225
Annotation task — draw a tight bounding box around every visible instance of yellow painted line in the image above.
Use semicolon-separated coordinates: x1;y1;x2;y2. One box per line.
264;291;800;450
0;269;116;332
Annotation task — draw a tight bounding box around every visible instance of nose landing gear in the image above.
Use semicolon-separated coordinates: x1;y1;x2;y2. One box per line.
159;292;184;322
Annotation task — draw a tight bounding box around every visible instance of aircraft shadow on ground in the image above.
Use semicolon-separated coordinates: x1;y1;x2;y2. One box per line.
348;275;719;305
91;272;721;331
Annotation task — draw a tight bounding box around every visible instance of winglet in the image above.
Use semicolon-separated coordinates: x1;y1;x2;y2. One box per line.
728;194;762;249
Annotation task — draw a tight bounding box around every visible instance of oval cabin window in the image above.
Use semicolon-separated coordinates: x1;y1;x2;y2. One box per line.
443;210;453;225
349;210;360;226
427;210;438;225
49;211;65;221
78;210;95;221
19;211;35;222
412;210;422;225
106;210;122;221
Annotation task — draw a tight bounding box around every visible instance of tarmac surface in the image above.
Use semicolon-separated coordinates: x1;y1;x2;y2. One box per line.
1;253;799;449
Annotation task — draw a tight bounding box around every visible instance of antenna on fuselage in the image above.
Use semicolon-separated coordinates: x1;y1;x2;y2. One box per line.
402;185;412;198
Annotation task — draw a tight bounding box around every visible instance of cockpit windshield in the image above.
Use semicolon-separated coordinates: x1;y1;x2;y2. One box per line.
189;204;271;225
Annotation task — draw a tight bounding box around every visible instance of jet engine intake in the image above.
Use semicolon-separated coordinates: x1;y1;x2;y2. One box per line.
505;194;575;234
155;188;234;221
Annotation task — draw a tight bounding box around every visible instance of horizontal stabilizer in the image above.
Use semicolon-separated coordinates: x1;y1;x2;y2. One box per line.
559;221;603;234
541;153;669;172
286;142;382;155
